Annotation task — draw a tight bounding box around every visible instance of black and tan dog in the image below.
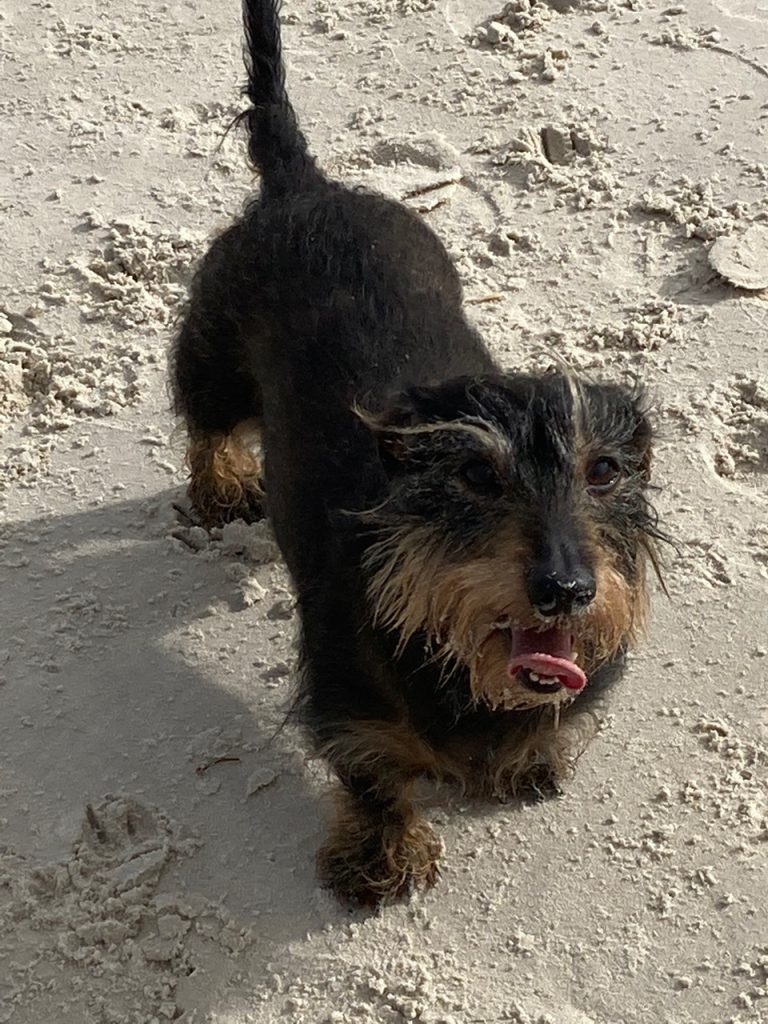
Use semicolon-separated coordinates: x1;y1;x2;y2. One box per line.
172;0;663;906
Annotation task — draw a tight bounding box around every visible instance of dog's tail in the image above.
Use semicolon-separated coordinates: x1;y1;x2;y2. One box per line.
241;0;321;193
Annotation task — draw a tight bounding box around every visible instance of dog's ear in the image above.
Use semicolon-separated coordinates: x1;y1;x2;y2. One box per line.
633;416;653;480
353;385;457;473
630;391;653;481
352;398;417;471
354;379;510;477
585;381;654;483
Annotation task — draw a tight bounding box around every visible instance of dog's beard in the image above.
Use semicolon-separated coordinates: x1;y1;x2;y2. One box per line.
366;524;647;710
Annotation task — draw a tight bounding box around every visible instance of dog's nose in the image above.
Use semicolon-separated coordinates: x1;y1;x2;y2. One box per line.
526;567;596;617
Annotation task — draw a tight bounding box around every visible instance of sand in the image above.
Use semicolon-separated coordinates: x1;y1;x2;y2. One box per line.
1;0;767;1021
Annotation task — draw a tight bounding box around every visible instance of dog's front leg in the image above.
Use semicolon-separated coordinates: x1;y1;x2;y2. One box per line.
316;766;441;909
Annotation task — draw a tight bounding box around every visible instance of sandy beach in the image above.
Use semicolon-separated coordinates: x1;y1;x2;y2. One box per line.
1;0;767;1021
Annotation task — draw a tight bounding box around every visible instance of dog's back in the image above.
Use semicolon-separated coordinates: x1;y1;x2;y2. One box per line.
172;0;495;565
235;0;493;404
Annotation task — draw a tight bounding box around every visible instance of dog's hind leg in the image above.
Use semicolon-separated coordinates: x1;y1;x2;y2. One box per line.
172;226;266;527
184;422;265;528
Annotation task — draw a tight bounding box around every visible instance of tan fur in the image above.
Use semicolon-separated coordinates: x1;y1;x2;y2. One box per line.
489;709;600;800
582;551;647;664
319;717;489;796
186;420;264;527
317;707;599;816
367;518;647;711
365;521;531;654
564;366;587;454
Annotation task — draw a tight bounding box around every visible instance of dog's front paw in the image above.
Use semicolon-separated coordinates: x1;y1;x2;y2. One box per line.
515;760;566;802
493;758;567;804
317;814;442;908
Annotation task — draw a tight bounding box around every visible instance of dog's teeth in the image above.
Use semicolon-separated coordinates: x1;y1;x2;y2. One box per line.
529;672;540;682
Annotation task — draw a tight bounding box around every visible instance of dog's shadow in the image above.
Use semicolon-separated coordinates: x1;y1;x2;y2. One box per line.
1;490;346;944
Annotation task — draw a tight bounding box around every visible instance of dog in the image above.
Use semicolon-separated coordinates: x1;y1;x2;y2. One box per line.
171;0;663;907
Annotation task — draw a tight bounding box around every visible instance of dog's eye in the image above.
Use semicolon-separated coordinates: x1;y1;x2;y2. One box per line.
586;457;620;493
461;459;499;491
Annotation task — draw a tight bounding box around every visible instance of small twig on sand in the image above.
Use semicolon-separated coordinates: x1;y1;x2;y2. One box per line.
465;293;503;305
196;756;242;775
401;175;464;200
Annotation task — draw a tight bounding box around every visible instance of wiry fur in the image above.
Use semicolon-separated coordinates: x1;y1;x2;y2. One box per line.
364;518;645;711
316;786;442;907
185;422;264;527
171;0;664;907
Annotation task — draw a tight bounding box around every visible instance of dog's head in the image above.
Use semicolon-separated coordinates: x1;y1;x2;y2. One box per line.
358;372;661;710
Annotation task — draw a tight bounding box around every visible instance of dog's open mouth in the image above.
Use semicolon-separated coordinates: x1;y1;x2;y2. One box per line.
506;625;587;694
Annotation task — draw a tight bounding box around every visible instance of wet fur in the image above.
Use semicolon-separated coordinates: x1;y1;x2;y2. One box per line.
171;0;662;907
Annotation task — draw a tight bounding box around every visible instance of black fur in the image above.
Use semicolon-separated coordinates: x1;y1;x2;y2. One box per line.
171;0;661;906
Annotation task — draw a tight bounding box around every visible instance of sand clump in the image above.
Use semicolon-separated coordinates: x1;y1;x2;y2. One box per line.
474;0;640;79
637;177;755;241
584;300;686;352
495;122;618;208
0;216;204;497
0;306;145;494
63;214;206;330
711;376;768;479
478;0;638;41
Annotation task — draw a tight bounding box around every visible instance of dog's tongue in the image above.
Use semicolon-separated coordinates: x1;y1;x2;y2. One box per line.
508;626;586;691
